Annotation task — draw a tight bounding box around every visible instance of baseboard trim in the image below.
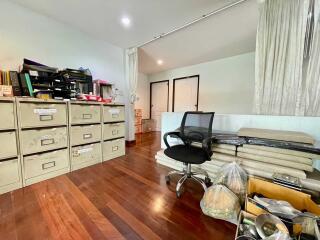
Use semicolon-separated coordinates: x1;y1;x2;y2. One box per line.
125;140;136;146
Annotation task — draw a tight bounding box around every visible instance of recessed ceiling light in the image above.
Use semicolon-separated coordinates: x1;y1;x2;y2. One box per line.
121;17;131;27
157;60;163;65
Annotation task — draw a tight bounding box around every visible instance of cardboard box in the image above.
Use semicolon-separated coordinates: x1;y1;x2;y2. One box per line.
142;119;155;133
135;117;142;125
246;177;320;236
0;85;13;97
134;109;142;117
246;177;320;216
135;124;142;134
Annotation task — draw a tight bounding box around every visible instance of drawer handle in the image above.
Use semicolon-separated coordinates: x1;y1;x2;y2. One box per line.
112;130;119;135
111;113;119;118
41;138;55;146
40;115;53;121
83;114;92;119
42;161;56;170
112;146;119;152
83;133;92;139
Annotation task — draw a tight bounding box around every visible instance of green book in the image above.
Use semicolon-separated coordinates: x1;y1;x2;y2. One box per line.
25;73;34;97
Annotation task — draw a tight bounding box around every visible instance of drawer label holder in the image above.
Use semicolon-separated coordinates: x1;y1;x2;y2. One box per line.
41;138;55;146
34;108;57;116
83;133;93;139
42;161;56;170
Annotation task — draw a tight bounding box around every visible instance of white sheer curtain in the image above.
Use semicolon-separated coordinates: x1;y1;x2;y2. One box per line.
125;47;138;104
125;47;138;141
254;0;309;115
303;1;320;116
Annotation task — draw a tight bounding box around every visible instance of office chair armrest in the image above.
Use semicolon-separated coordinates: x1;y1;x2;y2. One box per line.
202;136;214;158
163;131;183;149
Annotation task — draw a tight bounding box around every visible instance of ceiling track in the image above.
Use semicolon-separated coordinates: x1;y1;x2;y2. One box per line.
135;0;250;49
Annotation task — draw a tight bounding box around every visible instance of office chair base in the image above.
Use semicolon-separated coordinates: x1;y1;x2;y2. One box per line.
165;164;211;198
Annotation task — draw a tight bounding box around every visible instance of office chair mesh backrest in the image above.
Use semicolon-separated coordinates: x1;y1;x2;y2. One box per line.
180;111;215;142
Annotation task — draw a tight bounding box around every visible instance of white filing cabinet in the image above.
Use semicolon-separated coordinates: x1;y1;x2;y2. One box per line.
69;101;102;171
17;98;69;186
102;104;125;161
0;97;22;194
0;98;126;195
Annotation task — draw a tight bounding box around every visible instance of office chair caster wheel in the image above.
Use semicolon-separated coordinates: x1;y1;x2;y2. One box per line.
165;175;170;184
205;177;211;185
176;190;182;198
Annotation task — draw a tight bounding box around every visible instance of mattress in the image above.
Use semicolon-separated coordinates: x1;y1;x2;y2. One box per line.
238;146;313;165
212;144;236;151
243;144;320;160
237;152;313;172
212;147;236;156
238;128;315;145
211;153;307;179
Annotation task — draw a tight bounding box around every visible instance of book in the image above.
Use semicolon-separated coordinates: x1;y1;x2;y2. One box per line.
25;73;34;97
9;71;21;96
19;73;31;96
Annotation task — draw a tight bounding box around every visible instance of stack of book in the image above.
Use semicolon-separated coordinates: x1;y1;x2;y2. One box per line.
0;70;23;97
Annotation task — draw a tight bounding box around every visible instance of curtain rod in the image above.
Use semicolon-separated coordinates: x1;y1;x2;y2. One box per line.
136;0;250;49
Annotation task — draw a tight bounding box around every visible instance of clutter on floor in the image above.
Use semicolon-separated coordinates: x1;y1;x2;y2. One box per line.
158;127;320;239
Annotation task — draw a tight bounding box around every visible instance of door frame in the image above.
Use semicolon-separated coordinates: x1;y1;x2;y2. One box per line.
172;75;200;112
149;80;169;119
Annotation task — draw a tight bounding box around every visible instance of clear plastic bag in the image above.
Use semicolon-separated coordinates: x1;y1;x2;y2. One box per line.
200;184;240;224
263;231;292;240
253;196;301;219
213;162;248;204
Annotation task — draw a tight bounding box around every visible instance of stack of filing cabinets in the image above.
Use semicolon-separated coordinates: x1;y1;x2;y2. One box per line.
0;97;22;194
69;101;102;170
16;98;69;186
103;104;125;160
0;97;126;195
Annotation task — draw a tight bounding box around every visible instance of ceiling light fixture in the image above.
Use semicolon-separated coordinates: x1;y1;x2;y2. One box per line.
157;60;163;65
121;17;131;27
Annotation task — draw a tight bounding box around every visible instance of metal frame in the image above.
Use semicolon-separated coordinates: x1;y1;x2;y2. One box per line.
172;75;200;112
166;163;210;197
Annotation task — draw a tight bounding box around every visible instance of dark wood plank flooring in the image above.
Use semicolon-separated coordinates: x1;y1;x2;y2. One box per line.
0;132;236;240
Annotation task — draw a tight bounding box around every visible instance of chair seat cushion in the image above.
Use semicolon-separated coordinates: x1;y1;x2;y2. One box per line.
164;144;209;164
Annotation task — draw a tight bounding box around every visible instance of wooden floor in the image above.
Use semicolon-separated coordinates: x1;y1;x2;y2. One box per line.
0;132;236;240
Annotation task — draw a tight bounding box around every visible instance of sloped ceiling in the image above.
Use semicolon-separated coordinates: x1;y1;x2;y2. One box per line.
139;0;258;74
11;0;258;74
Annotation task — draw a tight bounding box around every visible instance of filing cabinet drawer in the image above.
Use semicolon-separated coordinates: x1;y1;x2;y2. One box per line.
71;124;101;146
104;122;125;140
23;149;69;179
103;138;125;161
0;131;17;160
0;158;20;187
0;102;15;130
70;104;101;124
20;103;67;128
21;127;68;155
71;143;102;167
104;106;125;123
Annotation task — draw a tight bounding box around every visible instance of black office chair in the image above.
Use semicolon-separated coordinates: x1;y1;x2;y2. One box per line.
163;111;215;197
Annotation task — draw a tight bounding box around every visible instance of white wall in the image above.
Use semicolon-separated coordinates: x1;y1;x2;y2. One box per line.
0;0;125;103
135;72;150;119
148;52;255;114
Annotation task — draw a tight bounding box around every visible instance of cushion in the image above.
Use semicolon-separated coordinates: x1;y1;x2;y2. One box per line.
243;144;320;160
238;146;313;165
164;145;209;164
211;152;307;179
238;128;315;145
237;152;313;172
